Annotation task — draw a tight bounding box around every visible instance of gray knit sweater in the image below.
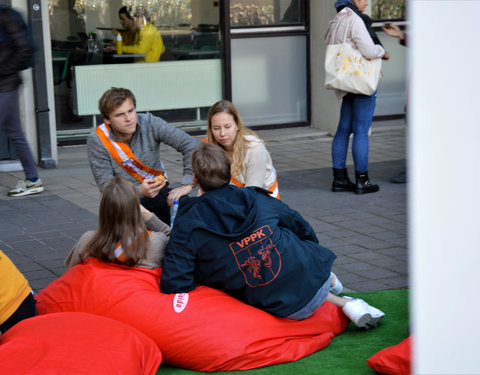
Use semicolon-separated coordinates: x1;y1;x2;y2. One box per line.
87;113;197;194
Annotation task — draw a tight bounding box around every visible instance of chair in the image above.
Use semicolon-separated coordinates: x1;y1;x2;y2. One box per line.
52;51;70;85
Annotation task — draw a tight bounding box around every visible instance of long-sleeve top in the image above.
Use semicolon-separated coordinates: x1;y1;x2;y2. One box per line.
0;6;34;92
0;250;31;325
87;113;197;196
65;213;170;269
123;22;165;63
234;135;277;190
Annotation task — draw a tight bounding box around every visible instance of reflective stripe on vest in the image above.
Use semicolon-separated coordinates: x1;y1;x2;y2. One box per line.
230;174;280;200
95;123;167;183
113;230;151;263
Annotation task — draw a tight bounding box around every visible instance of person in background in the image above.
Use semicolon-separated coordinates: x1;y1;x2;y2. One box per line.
118;6;138;45
325;0;389;194
119;8;165;62
161;142;385;329
66;176;170;270
87;87;197;224
0;249;37;335
206;100;280;199
0;5;44;197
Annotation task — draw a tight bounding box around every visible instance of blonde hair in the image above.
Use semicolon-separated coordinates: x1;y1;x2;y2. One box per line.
85;177;148;266
207;100;262;178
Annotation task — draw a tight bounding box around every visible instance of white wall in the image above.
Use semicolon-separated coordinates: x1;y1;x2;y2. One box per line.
310;1;341;134
410;1;480;373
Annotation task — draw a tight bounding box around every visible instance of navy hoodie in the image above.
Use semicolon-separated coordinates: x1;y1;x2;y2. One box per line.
161;185;336;317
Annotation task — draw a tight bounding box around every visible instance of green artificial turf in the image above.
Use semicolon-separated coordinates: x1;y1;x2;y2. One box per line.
157;290;409;375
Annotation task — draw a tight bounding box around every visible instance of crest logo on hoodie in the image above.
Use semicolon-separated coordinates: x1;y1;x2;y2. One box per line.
229;225;281;287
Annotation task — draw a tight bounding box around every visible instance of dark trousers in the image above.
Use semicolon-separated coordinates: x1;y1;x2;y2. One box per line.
0;292;37;334
0;89;38;180
140;186;171;225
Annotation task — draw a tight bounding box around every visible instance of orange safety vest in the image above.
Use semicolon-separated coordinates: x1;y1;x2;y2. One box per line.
114;230;151;263
230;175;280;200
96;123;167;183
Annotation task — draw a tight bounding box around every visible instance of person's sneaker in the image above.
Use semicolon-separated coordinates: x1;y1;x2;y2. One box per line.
342;298;380;329
330;272;343;295
8;179;44;197
367;304;385;326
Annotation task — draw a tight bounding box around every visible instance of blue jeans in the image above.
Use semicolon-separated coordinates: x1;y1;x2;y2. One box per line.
332;92;377;173
0;89;38;180
286;277;331;321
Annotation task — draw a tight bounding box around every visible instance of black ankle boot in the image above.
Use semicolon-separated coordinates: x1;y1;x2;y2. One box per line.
355;171;379;194
332;168;355;192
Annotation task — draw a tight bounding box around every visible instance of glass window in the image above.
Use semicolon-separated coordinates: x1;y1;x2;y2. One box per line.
230;0;303;26
48;0;221;140
231;35;307;126
371;0;406;21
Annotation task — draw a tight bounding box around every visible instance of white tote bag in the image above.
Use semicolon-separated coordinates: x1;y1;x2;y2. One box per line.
325;19;382;96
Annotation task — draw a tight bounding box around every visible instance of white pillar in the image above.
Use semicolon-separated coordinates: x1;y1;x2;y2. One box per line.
410;1;480;373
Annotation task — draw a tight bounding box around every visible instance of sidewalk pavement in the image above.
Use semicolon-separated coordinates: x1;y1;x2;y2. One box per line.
0;119;407;294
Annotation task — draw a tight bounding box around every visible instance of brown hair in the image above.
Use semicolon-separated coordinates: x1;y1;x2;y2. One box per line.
85;176;148;266
98;87;136;120
192;142;231;191
206;100;261;178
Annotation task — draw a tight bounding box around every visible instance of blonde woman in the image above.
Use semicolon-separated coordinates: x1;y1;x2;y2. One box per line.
206;100;280;199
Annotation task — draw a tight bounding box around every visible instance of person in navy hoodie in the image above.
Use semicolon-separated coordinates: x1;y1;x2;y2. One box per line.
161;142;385;328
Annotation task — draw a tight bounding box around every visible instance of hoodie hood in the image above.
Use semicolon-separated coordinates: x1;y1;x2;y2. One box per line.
173;185;260;244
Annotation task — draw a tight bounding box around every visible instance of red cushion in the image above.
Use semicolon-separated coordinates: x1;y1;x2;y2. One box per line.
0;312;162;375
367;336;412;375
36;258;348;372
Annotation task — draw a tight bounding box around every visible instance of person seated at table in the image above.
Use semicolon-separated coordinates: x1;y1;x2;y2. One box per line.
161;142;385;329
65;176;171;270
117;6;137;45
120;8;165;62
206;100;280;199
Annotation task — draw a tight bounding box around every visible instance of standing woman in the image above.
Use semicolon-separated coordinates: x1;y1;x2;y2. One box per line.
65;176;171;270
206;100;280;199
325;0;389;194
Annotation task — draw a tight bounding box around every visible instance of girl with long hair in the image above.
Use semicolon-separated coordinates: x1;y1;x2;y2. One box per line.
206;100;280;199
65;176;170;269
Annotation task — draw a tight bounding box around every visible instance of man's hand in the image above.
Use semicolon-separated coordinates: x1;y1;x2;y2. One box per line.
167;184;193;206
140;178;166;198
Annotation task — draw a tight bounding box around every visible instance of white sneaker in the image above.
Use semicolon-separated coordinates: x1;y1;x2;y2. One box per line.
330;272;343;295
342;298;383;329
367;304;385;326
8;179;44;197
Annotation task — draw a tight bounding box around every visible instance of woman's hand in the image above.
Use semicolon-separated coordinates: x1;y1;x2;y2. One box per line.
167;184;194;206
382;51;390;60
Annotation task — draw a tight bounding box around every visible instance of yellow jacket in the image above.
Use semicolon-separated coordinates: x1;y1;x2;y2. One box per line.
0;250;31;325
123;22;165;62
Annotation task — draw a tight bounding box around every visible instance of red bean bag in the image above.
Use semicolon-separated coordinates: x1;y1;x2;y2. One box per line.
0;312;162;375
36;258;348;372
366;336;412;375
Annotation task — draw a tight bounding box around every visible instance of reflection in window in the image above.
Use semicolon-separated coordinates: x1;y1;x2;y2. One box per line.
230;0;302;26
371;0;405;20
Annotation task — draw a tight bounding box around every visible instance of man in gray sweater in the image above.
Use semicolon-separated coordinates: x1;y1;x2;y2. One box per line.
88;87;197;224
